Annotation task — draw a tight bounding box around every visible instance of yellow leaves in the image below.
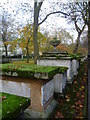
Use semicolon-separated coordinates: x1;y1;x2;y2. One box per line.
66;98;70;102
18;24;47;53
81;86;84;89
4;41;9;45
79;86;85;91
57;44;68;52
79;88;82;90
65;94;70;102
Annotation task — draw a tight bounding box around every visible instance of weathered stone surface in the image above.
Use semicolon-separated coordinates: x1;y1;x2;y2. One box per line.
62;71;67;89
77;60;80;69
0;79;30;98
37;59;73;83
72;60;78;76
41;79;54;106
1;76;55;113
54;72;67;93
1;71;65;118
34;72;49;79
24;100;57;118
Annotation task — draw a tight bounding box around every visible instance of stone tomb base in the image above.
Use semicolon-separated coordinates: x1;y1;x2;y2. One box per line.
2;75;57;118
24;100;57;118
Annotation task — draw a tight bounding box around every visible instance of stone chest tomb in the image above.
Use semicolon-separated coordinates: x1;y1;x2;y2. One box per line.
1;64;68;118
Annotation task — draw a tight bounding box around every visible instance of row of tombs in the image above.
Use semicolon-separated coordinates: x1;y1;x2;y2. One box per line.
0;51;86;118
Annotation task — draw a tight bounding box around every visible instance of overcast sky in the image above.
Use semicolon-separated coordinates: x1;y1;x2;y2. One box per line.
0;0;78;42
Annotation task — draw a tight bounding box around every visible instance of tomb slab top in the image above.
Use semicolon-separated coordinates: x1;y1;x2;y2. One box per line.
1;64;68;80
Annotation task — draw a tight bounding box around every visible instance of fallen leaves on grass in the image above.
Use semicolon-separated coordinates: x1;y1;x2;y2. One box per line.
71;105;75;109
55;111;64;118
58;99;64;104
2;96;7;101
66;98;70;102
74;81;78;84
54;62;87;119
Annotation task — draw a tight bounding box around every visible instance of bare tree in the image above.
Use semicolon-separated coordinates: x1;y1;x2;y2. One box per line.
33;0;68;63
33;1;89;63
1;11;12;61
67;2;88;53
1;9;19;62
33;1;43;64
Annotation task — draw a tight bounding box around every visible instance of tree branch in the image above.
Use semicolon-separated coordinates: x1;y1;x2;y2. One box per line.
38;2;43;13
81;24;86;33
38;11;69;26
74;20;81;33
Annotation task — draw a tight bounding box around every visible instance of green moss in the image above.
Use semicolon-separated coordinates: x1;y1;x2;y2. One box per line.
1;64;68;80
39;53;84;61
59;67;68;73
68;54;84;60
39;56;72;60
1;92;30;120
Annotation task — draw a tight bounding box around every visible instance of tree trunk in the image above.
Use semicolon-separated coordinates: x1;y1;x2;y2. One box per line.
73;33;81;53
88;1;90;119
26;38;30;63
4;44;8;62
26;47;29;63
33;2;39;64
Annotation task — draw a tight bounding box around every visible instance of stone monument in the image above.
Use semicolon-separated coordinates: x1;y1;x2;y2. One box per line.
37;36;74;83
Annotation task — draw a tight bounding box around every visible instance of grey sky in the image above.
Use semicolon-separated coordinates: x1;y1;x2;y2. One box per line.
0;0;78;42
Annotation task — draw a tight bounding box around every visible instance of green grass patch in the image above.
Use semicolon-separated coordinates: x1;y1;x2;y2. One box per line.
12;59;34;65
1;92;30;120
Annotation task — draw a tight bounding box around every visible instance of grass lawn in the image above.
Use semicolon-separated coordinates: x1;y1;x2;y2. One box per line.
1;92;30;120
12;59;34;65
54;61;87;119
